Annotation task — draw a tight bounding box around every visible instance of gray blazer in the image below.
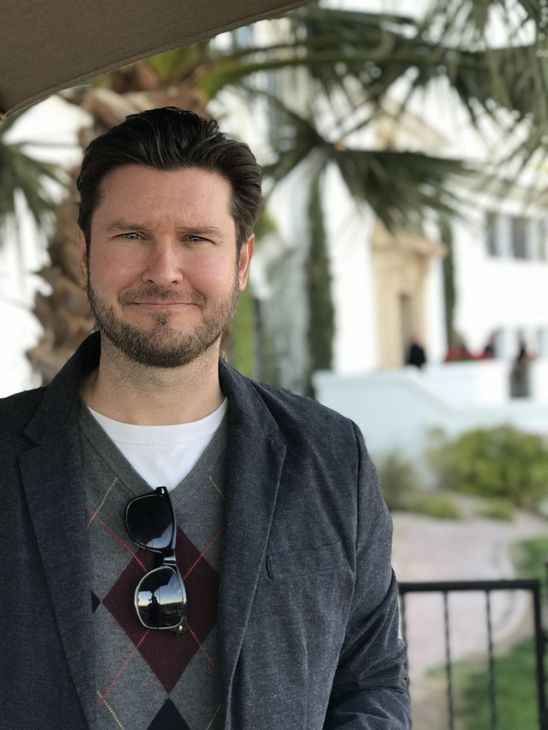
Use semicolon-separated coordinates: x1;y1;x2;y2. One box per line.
0;333;410;729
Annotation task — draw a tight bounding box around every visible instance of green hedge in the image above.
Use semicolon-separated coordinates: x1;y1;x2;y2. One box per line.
427;426;548;509
377;451;461;518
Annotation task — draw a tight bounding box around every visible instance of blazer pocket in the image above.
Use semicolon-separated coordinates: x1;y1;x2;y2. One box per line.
266;541;347;580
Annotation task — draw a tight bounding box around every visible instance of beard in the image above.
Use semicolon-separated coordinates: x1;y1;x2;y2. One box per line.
87;276;239;368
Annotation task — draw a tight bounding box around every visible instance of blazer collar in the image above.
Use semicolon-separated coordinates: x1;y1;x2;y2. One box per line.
23;331;100;445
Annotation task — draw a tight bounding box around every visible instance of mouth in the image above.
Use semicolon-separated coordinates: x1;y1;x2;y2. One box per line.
131;302;198;311
120;287;204;310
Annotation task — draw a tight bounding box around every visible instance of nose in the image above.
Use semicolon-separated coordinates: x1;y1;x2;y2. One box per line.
142;241;184;286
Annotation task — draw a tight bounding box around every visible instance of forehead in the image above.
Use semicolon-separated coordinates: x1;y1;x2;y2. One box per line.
94;165;234;223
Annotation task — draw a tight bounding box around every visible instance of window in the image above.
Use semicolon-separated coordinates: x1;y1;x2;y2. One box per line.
529;219;542;259
539;328;548;357
511;216;528;259
485;212;498;256
541;220;548;261
483;212;547;260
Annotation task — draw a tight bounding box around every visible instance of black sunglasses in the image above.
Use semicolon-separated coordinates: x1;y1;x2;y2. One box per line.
125;486;187;636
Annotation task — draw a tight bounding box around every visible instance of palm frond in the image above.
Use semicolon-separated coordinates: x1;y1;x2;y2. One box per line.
258;97;472;231
260;99;326;185
0;119;64;248
332;148;472;232
191;1;548;161
147;43;212;84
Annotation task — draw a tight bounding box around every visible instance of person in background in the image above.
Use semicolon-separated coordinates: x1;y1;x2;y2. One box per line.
510;340;531;398
406;338;427;369
479;334;496;359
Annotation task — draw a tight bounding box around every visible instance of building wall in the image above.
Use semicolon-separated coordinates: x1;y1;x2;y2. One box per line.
314;362;548;471
425;255;447;362
323;166;378;373
453;206;548;360
370;221;445;368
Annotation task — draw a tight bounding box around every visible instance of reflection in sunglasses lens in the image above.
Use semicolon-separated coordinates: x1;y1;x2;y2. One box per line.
136;566;187;631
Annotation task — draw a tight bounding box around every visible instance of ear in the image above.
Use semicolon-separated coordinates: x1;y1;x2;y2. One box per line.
77;228;88;287
237;234;255;292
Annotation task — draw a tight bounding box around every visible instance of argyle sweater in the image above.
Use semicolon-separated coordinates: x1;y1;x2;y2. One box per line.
79;405;226;730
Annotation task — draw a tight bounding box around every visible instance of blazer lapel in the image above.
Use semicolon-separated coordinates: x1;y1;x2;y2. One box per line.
19;434;96;728
217;363;286;716
18;335;100;728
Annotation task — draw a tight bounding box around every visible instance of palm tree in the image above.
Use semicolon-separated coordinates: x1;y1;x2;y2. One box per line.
234;2;548;389
24;1;548;383
0;112;63;291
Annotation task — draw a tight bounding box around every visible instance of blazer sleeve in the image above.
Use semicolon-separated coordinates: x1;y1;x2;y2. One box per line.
324;423;411;729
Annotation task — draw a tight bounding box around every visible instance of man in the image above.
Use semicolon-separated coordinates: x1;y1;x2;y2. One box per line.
0;108;410;729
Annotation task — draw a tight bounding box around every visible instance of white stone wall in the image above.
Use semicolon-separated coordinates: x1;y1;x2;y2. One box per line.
314;363;548;468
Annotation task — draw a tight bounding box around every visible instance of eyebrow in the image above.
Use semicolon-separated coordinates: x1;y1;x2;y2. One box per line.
105;220;225;235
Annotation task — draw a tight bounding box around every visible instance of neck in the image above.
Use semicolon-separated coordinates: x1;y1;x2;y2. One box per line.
81;337;224;425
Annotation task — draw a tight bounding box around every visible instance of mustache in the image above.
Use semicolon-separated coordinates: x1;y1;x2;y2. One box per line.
118;286;205;306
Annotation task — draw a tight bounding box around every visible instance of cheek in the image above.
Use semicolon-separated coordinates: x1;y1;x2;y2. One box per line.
188;254;238;290
88;251;142;290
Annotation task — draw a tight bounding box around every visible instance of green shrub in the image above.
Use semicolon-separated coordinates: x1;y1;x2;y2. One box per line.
427;426;548;509
406;492;462;519
475;498;515;521
378;451;462;518
377;451;419;511
514;536;548;581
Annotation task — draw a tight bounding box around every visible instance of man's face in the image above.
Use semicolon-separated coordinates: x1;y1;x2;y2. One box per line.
79;164;253;368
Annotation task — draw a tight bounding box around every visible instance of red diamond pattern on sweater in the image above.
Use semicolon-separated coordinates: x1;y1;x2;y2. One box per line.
103;527;219;693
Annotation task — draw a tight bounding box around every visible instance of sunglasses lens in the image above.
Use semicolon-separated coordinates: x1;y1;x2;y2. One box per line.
136;566;187;631
126;491;174;550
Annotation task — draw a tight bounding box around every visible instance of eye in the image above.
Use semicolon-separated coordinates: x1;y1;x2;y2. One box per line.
186;234;206;243
121;232;142;240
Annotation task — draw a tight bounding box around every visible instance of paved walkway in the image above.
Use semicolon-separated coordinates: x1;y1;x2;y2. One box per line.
392;507;547;678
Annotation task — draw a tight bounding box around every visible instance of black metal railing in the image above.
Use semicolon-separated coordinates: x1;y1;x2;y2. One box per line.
399;579;546;730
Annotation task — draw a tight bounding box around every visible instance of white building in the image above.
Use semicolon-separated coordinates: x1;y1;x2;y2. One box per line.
237;3;548;465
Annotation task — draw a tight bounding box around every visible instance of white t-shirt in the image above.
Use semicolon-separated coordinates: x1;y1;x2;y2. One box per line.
87;399;227;491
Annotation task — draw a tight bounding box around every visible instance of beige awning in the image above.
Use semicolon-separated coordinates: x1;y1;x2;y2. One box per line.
1;0;309;118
